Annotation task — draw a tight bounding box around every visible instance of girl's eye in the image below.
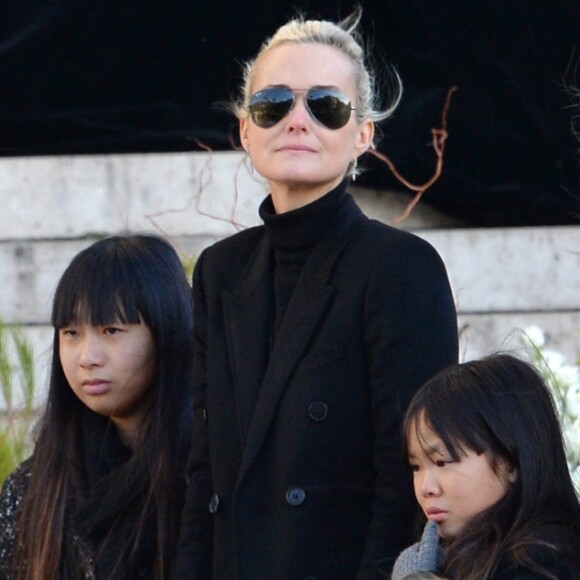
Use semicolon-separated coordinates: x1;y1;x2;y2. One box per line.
60;328;78;338
103;326;124;335
435;459;454;468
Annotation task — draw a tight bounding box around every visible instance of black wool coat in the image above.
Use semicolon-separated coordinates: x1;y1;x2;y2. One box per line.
176;194;458;580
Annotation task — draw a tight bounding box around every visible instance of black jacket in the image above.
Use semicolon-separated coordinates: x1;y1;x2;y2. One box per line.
177;192;458;579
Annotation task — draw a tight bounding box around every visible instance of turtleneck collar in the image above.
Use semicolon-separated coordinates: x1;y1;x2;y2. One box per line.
259;179;349;251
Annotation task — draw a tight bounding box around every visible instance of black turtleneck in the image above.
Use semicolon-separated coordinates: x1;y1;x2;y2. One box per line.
259;180;349;341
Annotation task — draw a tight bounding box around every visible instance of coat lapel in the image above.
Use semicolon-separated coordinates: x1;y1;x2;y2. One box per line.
222;237;273;444
237;197;366;483
236;279;333;480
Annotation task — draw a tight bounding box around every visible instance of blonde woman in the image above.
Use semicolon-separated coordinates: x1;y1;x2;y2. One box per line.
177;10;458;579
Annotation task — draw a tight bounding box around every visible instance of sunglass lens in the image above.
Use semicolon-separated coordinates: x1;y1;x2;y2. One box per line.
249;88;294;128
307;89;352;129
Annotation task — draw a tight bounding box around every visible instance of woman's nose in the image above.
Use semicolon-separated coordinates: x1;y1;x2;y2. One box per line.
285;95;310;131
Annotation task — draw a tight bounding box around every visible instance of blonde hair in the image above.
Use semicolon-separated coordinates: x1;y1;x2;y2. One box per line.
232;7;402;128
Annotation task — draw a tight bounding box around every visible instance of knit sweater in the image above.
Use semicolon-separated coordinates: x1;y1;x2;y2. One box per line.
260;179;348;342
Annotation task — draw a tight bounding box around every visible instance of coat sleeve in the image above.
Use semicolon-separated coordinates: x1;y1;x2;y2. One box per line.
175;250;214;579
358;232;458;578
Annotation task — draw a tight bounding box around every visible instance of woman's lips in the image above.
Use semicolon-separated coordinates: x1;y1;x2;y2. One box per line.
277;144;316;152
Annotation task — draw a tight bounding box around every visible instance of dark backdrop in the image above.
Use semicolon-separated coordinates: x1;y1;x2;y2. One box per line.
1;0;578;226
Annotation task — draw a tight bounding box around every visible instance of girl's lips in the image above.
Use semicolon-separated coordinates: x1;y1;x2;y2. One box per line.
82;380;110;395
425;508;447;522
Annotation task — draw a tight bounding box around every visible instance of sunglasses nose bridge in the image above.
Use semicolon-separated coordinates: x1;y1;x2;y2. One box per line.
284;91;312;126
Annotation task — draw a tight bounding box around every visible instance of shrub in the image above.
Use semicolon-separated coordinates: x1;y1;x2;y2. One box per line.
0;320;37;485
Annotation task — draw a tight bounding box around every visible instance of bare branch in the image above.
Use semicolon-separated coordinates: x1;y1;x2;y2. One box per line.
369;86;458;226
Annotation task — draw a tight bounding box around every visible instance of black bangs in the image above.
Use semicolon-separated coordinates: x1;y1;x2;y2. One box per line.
419;402;486;462
405;368;494;462
405;358;520;466
52;240;142;328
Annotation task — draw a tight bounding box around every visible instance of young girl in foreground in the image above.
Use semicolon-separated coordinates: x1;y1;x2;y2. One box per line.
392;353;580;580
0;235;194;579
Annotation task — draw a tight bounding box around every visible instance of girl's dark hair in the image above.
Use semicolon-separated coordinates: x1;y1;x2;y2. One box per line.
15;234;194;579
403;353;580;580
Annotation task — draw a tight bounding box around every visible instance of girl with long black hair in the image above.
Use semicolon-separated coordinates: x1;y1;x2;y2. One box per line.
393;353;580;579
0;234;194;579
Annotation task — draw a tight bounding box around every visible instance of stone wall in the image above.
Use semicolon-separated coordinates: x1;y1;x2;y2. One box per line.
2;152;578;405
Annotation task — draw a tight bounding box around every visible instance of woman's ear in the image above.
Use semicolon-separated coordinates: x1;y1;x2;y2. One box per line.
239;118;251;153
354;119;374;158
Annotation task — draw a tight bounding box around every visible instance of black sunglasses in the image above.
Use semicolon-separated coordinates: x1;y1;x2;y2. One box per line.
248;86;355;130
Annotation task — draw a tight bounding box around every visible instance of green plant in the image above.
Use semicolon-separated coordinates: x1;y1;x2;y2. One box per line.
0;319;37;485
180;253;197;283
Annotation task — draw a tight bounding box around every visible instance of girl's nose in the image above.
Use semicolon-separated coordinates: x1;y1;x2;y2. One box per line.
79;335;104;368
419;469;441;498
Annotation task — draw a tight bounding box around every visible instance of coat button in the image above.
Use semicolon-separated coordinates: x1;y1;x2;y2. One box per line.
286;487;306;506
308;401;328;421
208;494;220;514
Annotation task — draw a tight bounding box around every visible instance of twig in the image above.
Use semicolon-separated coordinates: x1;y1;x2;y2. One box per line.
370;86;458;226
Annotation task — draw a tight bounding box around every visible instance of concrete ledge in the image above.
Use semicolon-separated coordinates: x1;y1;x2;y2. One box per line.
2;227;577;324
2;152;462;243
4;227;578;405
0;235;206;324
2;151;265;242
421;226;580;313
458;311;580;363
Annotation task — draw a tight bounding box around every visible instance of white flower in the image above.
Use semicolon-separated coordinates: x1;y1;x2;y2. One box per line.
556;364;580;389
523;325;545;348
519;326;580;493
541;349;566;373
572;466;580;495
565;418;580;463
565;381;580;419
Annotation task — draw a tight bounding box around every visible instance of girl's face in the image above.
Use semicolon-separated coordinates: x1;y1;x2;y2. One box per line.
240;42;374;213
59;318;156;447
407;415;516;541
